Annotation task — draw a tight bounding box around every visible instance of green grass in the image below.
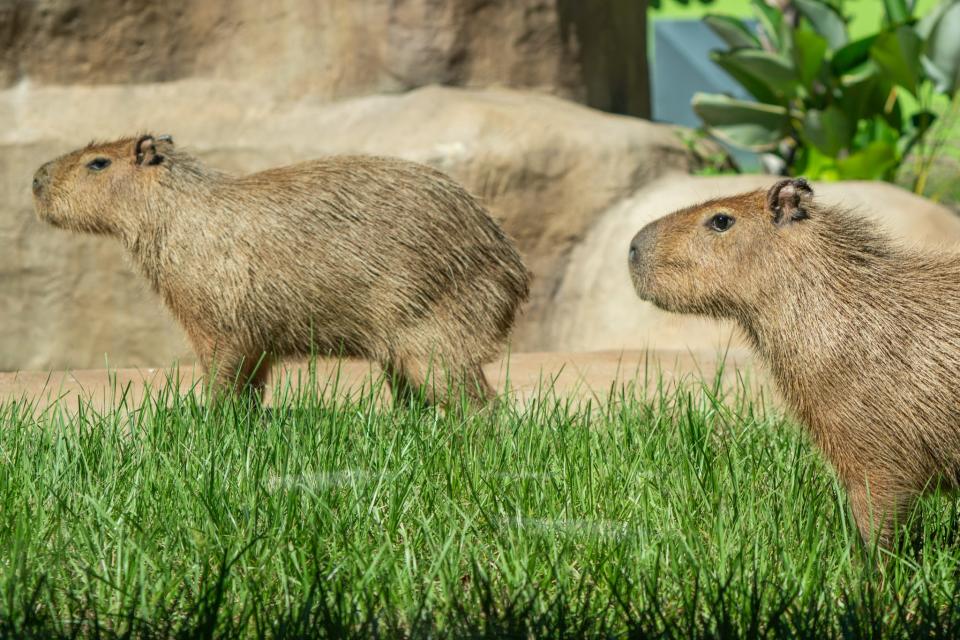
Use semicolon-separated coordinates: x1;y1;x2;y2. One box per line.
2;367;960;638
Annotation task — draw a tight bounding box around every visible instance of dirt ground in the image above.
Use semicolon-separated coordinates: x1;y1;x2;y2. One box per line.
0;349;774;412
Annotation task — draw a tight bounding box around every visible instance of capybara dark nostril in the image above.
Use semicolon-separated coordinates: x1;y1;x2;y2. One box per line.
628;227;656;268
32;162;52;196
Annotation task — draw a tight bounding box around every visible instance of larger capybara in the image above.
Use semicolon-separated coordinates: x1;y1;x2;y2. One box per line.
32;135;530;406
628;177;960;547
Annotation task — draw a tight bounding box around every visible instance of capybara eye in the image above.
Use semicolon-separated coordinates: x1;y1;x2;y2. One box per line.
707;213;735;232
86;158;112;172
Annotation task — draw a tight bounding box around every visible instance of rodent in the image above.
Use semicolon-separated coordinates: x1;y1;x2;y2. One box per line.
628;177;960;547
32;134;531;406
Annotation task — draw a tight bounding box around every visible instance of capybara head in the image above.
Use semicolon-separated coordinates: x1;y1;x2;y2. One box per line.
628;178;815;316
32;134;176;235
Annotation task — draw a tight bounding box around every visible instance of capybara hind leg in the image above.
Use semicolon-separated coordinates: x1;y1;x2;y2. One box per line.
433;361;495;410
384;359;431;408
239;354;272;400
207;351;246;396
387;356;491;410
459;364;495;405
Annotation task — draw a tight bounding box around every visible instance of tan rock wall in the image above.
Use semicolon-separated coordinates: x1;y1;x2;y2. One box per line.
7;85;954;371
0;0;649;116
1;83;702;370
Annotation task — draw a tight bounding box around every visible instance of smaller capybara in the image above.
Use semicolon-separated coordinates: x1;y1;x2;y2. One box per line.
628;178;960;547
32;135;530;406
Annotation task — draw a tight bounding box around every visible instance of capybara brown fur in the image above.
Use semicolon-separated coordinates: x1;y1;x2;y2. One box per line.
32;134;530;406
628;178;960;547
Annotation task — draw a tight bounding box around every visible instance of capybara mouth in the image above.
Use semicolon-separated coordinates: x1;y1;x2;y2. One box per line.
33;199;68;230
33;199;56;225
628;265;651;300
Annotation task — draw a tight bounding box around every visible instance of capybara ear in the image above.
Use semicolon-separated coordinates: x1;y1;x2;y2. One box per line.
134;135;165;166
766;178;813;226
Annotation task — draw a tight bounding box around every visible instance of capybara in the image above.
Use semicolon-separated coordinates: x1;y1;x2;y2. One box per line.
628;177;960;547
32;135;530;406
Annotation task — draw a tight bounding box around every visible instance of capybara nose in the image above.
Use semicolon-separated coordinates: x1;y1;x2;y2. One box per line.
32;163;52;196
628;224;659;294
628;226;655;267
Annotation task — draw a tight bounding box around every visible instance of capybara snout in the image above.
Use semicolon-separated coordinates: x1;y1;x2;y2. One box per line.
627;222;659;300
626;194;767;317
32;161;53;197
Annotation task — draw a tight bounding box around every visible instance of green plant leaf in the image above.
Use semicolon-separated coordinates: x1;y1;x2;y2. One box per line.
916;0;954;38
750;0;783;51
794;146;841;180
704;14;761;49
801;106;853;156
793;28;830;88
870;25;922;95
919;1;960;94
794;0;849;50
831;34;878;75
692;93;789;151
878;96;905;134
852;114;902;149
921;56;959;95
835;141;899;180
882;0;912;25
695;0;944;184
839;70;895;123
711;49;799;97
710;52;780;103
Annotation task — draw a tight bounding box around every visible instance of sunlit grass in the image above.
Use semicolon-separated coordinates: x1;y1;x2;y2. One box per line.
1;365;959;638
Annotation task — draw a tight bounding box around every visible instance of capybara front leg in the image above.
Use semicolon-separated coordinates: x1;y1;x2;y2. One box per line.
846;479;911;550
209;351;271;405
188;329;268;401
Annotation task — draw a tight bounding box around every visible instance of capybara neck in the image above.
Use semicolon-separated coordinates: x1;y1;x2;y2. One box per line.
120;153;229;287
738;209;904;434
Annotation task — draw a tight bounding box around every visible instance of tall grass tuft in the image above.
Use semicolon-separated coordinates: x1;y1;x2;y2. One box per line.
1;364;959;638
